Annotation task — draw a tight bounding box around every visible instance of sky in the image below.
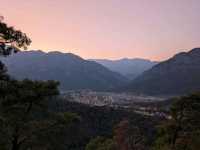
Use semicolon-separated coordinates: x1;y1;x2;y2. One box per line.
0;0;200;61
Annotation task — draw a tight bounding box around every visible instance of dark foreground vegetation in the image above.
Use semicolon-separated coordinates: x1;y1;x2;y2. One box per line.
0;16;200;150
49;99;162;149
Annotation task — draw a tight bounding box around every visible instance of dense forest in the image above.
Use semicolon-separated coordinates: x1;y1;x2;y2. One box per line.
0;17;200;150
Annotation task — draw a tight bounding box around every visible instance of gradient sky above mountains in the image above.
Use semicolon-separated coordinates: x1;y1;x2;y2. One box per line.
1;0;200;60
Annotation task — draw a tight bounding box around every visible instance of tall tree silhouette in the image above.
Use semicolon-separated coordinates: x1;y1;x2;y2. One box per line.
0;16;31;56
0;16;31;80
153;93;200;150
0;17;80;150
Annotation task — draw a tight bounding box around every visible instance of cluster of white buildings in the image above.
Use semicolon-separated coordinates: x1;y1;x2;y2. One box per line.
61;90;165;107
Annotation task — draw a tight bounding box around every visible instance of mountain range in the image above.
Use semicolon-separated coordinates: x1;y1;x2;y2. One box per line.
1;48;200;96
90;58;157;79
125;48;200;95
0;51;128;91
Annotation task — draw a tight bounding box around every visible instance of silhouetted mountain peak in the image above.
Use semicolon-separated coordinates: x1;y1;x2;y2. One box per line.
173;48;200;59
125;48;200;95
1;50;128;91
188;48;200;56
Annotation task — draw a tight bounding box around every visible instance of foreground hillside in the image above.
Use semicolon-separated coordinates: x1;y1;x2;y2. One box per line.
91;58;157;79
0;50;128;91
49;99;162;150
125;48;200;95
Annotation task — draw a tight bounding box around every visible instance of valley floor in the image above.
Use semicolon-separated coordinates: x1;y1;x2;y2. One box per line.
61;90;171;118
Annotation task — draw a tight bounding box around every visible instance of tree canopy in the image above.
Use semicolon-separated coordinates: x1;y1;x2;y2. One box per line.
0;17;80;150
153;93;200;150
0;16;31;56
0;16;31;80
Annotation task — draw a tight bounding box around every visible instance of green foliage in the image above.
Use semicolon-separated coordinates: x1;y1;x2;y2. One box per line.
0;16;83;150
0;79;81;150
153;93;200;150
86;136;106;150
85;137;116;150
51;112;80;126
1;79;59;107
0;16;31;81
85;119;147;150
114;120;146;150
0;16;31;56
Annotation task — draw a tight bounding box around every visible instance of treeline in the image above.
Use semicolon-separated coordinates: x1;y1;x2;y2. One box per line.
49;99;161;149
0;17;80;150
84;93;200;150
0;17;200;150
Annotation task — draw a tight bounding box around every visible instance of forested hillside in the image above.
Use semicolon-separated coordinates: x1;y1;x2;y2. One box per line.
1;51;128;91
125;48;200;95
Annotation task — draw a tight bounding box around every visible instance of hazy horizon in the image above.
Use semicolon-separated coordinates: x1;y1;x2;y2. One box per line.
14;48;185;62
1;0;200;61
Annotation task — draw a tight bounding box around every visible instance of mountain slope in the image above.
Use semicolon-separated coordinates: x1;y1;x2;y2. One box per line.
125;48;200;95
91;58;157;79
0;50;128;91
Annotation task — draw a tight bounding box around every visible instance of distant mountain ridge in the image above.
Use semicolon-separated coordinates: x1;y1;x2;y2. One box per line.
124;48;200;95
0;50;128;91
90;58;158;79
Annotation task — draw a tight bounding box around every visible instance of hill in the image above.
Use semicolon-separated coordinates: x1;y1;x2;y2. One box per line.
91;58;157;79
125;48;200;95
0;50;128;91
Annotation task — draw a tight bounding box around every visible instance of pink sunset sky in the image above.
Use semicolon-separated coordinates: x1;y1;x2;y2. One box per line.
1;0;200;61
